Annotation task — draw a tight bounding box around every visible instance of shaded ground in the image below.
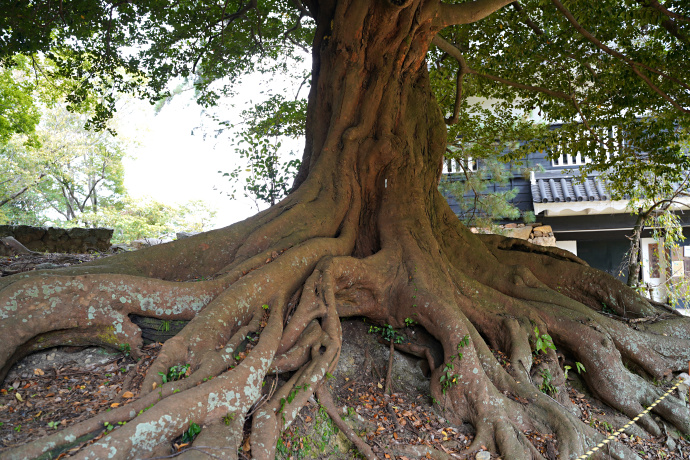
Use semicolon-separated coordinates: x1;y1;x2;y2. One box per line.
1;252;689;459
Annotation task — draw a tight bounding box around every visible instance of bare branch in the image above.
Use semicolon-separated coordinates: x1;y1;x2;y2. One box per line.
446;67;465;125
436;0;514;28
431;36;471;72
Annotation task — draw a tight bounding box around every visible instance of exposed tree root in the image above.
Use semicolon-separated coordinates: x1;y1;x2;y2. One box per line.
316;385;377;460
3;0;690;457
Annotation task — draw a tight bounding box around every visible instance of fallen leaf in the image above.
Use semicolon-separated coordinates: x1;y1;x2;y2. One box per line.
243;437;251;451
377;383;383;389
15;393;23;402
33;368;45;376
122;391;134;399
110;403;120;408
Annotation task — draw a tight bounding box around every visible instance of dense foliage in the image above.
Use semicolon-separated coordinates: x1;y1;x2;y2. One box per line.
3;1;688;188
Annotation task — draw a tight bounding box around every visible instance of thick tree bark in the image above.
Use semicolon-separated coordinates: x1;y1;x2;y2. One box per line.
2;0;690;459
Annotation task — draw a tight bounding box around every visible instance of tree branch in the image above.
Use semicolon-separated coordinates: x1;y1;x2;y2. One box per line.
511;1;543;35
640;0;690;23
0;176;44;208
436;0;514;28
551;0;690;113
432;35;572;100
446;67;465;125
636;0;689;42
289;0;312;18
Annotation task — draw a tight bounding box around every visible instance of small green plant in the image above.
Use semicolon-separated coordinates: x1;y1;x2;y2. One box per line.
14;425;21;432
539;369;558;396
47;421;59;430
533;327;556;355
563;361;586;380
601;302;615;314
137;403;156;416
589;418;614;433
262;304;269;310
458;334;470;348
104;422;114;433
159;363;191;384
278;384;311;422
404;317;417;327
181;421;201;443
439;359;459;394
223;413;235;425
368;324;405;344
119;343;131;357
158;320;171;332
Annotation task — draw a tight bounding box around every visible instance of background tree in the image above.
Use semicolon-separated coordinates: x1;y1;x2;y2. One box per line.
0;59;40;143
606;130;690;301
0;1;689;459
81;197;217;244
217;95;305;210
438;100;547;229
32;104;127;222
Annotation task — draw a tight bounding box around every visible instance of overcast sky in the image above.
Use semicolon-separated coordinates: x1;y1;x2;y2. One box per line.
118;72;305;231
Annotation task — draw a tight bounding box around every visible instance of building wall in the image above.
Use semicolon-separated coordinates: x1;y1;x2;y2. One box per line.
576;239;629;282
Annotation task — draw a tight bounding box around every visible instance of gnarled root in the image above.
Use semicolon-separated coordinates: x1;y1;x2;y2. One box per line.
3;185;690;460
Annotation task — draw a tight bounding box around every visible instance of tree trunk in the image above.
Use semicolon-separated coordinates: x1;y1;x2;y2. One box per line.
1;0;690;458
627;211;646;288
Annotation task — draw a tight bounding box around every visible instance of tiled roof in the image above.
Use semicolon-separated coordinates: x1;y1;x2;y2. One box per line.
531;171;611;203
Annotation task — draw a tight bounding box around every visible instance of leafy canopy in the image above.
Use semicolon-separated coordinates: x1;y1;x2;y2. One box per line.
2;0;688;192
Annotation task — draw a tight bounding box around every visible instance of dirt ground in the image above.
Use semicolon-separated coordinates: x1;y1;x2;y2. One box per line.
1;253;689;459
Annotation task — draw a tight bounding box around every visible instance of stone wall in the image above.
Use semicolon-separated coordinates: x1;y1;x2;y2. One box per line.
470;223;557;247
0;225;113;253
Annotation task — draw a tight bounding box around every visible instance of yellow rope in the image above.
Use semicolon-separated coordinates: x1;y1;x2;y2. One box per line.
576;378;685;459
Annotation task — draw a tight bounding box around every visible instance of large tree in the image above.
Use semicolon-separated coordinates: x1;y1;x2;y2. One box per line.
1;1;689;459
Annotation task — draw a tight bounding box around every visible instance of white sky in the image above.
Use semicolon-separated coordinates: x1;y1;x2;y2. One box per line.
118;75;305;231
